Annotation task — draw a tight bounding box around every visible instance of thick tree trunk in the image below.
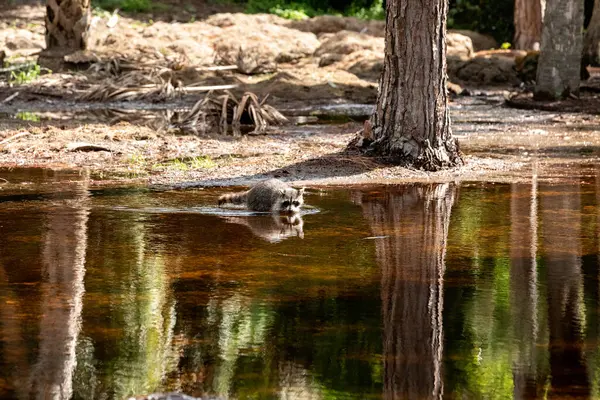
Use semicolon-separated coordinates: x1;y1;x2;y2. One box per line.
360;184;456;399
534;0;584;99
367;0;462;171
583;0;600;66
44;0;91;55
514;0;545;50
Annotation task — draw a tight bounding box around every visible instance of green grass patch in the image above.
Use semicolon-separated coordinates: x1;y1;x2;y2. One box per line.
153;156;216;171
15;112;41;122
9;63;47;85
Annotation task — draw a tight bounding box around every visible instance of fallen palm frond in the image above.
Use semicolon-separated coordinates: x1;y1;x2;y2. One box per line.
171;91;288;134
73;65;240;102
19;47;240;101
86;53;192;77
77;76;180;101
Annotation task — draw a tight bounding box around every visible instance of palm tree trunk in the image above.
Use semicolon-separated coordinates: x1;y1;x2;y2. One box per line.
44;0;91;56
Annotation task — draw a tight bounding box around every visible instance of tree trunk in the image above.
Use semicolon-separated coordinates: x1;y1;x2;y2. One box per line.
534;0;584;99
366;0;462;171
514;0;545;50
360;183;456;399
584;0;600;66
44;0;91;56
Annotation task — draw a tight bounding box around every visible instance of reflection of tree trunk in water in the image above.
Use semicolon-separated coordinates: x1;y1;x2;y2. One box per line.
361;184;456;400
510;178;542;399
0;264;29;399
29;177;89;400
540;183;590;398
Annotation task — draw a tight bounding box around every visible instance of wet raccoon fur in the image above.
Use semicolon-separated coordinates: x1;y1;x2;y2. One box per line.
218;179;305;213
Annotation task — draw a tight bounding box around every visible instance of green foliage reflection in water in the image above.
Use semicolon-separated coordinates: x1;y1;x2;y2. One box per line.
68;189;382;399
75;212;178;399
444;185;514;399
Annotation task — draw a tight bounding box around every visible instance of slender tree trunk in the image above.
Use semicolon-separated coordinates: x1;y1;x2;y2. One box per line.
360;184;456;399
366;0;462;171
584;0;600;66
534;0;584;99
44;0;91;56
514;0;545;50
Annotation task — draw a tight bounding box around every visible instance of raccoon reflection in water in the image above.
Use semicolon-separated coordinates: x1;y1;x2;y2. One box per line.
222;214;304;243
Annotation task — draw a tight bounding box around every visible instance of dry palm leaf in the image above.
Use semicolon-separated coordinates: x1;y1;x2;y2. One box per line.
172;91;287;134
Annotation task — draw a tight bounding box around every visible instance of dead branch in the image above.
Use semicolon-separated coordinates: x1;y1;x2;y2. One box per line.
0;131;31;145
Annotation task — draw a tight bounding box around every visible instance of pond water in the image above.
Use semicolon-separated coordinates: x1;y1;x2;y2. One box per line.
2;168;600;399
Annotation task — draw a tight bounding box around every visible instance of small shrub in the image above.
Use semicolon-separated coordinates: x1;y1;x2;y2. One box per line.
245;0;317;17
447;0;514;43
270;6;310;20
92;0;154;13
244;0;383;20
347;0;384;20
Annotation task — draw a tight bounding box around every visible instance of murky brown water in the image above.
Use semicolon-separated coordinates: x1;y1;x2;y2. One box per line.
2;167;600;399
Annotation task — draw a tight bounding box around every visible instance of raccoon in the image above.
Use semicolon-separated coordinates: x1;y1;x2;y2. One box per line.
218;179;305;213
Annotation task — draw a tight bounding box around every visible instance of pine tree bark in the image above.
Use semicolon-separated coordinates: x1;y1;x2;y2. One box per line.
44;0;91;56
514;0;545;50
366;0;462;171
534;0;584;99
584;0;600;66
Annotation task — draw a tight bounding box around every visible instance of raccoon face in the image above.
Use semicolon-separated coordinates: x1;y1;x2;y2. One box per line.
277;187;305;213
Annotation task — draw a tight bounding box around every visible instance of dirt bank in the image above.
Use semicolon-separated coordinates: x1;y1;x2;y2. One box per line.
1;95;600;188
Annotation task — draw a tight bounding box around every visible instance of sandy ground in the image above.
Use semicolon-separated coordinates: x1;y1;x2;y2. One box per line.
1;96;600;188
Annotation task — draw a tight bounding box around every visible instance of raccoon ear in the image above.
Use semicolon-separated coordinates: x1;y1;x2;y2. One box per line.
280;189;286;197
298;187;305;196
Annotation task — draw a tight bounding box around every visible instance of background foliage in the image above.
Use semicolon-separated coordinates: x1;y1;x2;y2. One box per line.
91;0;598;44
